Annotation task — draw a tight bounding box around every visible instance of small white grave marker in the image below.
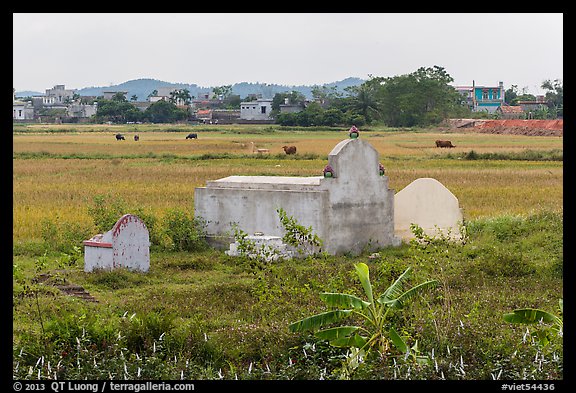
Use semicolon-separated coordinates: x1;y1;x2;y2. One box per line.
84;214;150;272
226;233;293;261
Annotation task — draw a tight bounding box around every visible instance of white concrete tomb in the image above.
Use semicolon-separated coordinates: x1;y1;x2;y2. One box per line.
394;178;464;241
83;214;150;272
195;137;401;255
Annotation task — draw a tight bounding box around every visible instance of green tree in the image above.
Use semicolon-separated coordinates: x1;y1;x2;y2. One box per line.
345;78;382;123
514;93;537;104
144;99;188;123
111;92;127;102
275;111;298;126
212;85;233;99
169;89;192;105
223;94;241;109
541;79;563;118
95;99;142;123
375;66;463;127
320;108;345;127
504;85;518;105
311;85;343;106
271;91;307;113
147;90;158;101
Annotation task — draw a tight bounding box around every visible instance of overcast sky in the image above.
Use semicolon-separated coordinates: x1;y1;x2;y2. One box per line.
13;13;563;95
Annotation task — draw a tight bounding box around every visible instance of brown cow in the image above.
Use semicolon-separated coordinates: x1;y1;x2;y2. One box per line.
282;145;297;155
435;140;455;148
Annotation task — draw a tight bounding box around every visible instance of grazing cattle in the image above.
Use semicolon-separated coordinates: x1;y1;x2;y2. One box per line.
282;145;297;155
115;133;125;141
134;135;139;141
435;140;455;148
186;133;198;139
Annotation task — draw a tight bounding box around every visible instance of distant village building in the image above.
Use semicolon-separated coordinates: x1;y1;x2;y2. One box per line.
279;97;305;114
196;109;213;123
148;87;193;106
454;81;505;114
67;103;98;118
212;109;241;123
45;84;75;104
148;87;177;103
517;96;548;113
496;105;524;119
132;101;151;112
12;98;34;120
13;85;97;122
197;91;216;100
240;98;273;121
103;91;128;100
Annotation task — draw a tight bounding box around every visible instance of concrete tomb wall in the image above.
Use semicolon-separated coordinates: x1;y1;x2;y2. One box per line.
394;178;464;241
84;214;150;272
195;137;401;255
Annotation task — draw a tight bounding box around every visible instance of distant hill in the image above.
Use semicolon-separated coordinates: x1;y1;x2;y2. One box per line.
15;77;366;101
229;77;366;100
14;91;44;98
75;79;208;101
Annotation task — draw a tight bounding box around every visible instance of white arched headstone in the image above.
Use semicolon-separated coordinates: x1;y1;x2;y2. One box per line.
394;178;464;241
84;214;150;272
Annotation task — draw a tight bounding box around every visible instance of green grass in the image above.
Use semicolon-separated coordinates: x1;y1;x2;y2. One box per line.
13;211;563;380
12;125;563;380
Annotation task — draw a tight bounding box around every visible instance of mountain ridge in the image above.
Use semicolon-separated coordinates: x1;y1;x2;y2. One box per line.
15;77;366;101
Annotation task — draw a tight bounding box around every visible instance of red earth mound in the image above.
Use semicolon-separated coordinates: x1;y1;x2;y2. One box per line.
472;119;563;137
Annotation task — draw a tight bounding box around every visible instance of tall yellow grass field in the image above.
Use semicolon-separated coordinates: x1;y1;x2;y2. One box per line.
13;128;562;242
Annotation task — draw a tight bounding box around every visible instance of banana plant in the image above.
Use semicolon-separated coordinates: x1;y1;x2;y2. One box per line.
503;298;563;347
289;263;439;364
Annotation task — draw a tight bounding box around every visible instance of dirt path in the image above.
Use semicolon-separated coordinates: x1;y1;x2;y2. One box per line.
34;272;98;302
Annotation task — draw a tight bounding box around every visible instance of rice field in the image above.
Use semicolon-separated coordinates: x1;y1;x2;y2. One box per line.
12;124;564;381
13;126;563;242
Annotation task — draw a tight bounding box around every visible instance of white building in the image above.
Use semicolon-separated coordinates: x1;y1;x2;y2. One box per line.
148;87;191;106
240;98;273;121
103;91;128;100
13;100;34;120
13;89;34;120
45;84;75;103
67;103;98;118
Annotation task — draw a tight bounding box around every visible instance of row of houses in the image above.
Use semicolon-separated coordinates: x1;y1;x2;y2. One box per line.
454;81;549;118
14;81;549;123
13;85;98;122
12;84;291;123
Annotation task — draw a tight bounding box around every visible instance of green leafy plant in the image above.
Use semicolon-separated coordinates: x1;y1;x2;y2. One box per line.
163;209;208;252
230;224;267;262
55;246;82;269
288;263;439;376
88;194;128;233
503;299;563;348
277;207;323;257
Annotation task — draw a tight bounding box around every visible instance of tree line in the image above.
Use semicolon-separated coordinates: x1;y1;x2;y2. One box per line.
93;66;563;126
